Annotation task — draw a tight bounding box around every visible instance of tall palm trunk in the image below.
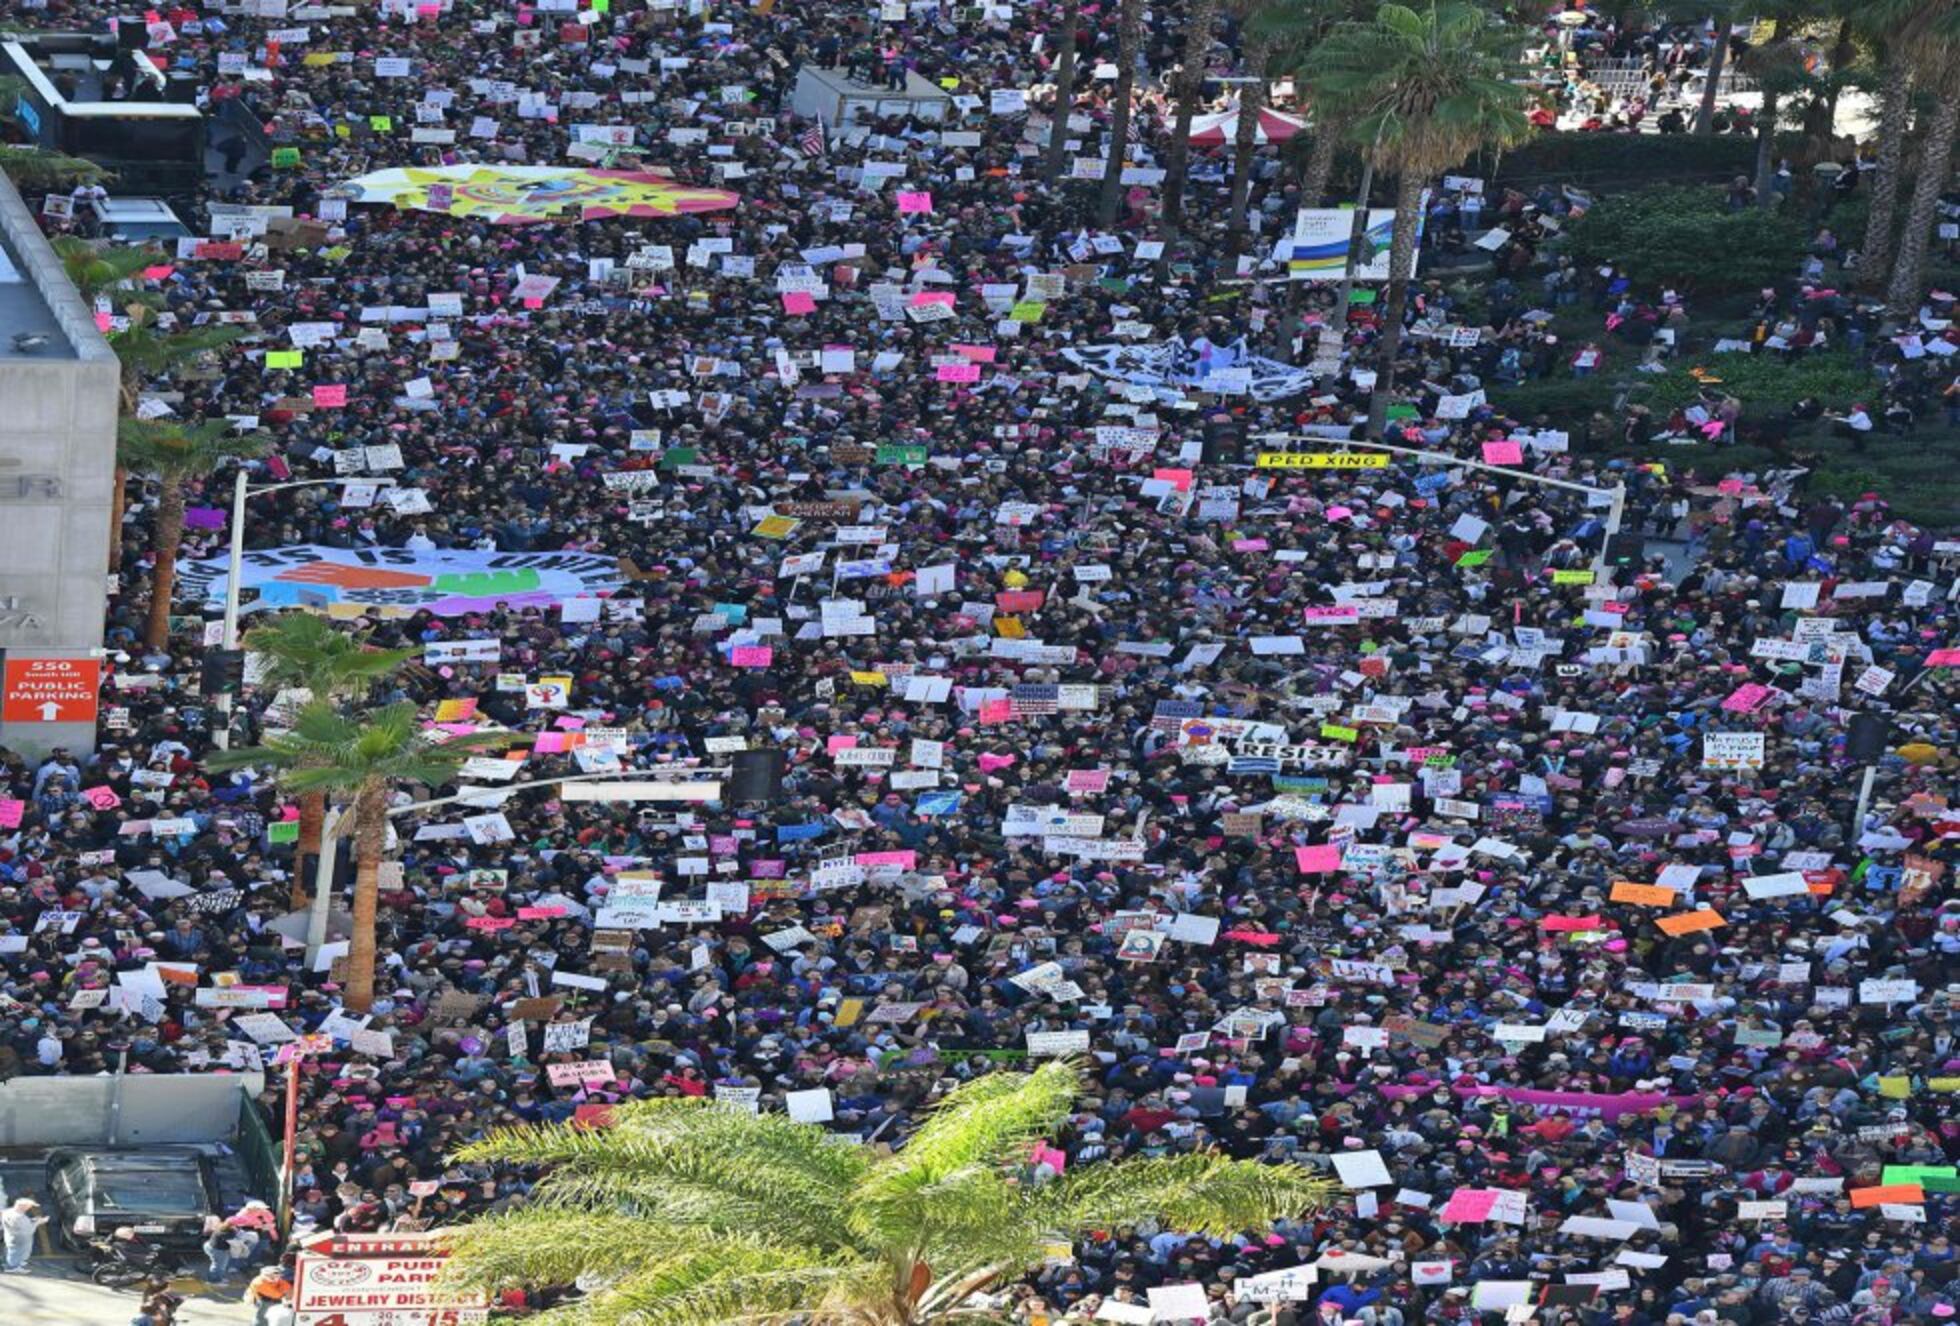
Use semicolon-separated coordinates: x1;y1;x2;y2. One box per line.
1884;89;1960;314
1694;24;1728;136
1096;0;1146;228
1753;85;1779;211
1859;55;1912;292
1043;0;1083;184
1227;39;1271;232
293;789;327;910
345;782;389;1014
1818;18;1853;137
112;374;139;569
1300;113;1342;209
109;468;127;570
143;478;185;649
1365;170;1424;438
1161;0;1222;226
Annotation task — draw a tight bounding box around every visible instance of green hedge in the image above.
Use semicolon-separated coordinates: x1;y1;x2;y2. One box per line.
1565;185;1806;294
1490;376;1621;421
1470;133;1756;190
1642;352;1875;417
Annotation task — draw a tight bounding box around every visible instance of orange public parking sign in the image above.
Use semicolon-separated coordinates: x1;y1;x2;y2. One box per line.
2;657;102;723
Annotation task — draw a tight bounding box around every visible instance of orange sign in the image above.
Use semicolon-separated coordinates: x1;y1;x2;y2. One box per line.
1610;882;1678;907
1655;909;1727;937
2;656;101;723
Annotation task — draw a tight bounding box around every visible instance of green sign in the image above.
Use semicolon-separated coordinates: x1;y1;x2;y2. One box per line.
657;446;699;469
271;147;301;168
267;820;299;844
876;445;927;465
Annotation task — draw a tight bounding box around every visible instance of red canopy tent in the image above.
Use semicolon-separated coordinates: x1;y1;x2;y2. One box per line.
1182;104;1308;146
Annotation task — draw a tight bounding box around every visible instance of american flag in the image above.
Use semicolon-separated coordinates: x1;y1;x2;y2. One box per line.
797;117;827;158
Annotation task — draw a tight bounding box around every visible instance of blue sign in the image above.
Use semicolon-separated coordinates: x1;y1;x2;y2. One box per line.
14;95;41;138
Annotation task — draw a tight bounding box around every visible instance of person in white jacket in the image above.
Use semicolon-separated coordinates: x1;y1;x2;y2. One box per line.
2;1197;46;1273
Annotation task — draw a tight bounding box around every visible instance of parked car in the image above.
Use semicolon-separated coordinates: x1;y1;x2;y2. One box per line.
45;1148;219;1251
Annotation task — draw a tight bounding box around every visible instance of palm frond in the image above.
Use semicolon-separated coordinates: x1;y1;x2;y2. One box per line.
1040;1151;1337;1240
116;418;269;482
454;1106;871;1246
242;612;417;698
882;1059;1080;1179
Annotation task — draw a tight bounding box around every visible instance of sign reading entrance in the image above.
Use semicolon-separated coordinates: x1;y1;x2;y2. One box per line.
293;1230;487;1325
2;656;101;723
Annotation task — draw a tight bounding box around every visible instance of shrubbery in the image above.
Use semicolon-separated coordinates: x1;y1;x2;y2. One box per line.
1565;186;1806;293
1642;351;1874;417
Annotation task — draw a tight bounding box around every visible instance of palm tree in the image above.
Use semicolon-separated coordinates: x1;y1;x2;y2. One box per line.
116;419;269;650
1733;18;1815;212
1882;2;1960;312
436;1062;1337;1325
1096;0;1148;227
239;614;418;908
209;702;511;1012
53;238;248;565
1042;0;1084;184
1688;2;1743;136
1162;0;1227;225
0;146;108;191
1855;36;1912;290
1227;36;1276;231
1301;1;1531;435
1250;0;1368;209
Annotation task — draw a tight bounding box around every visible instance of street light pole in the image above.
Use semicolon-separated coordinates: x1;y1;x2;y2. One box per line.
214;474;363;750
302;768;726;959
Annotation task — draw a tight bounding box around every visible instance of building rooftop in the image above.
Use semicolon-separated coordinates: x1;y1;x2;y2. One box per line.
0;229;76;362
0;174;114;366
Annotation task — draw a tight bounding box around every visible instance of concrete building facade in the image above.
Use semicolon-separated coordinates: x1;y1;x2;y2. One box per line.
0;171;120;756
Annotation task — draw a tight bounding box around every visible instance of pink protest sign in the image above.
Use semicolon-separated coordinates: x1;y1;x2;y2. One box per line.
910;291;955;307
855;850;917;869
936;362;982;383
826;734;859;753
466;916;517;931
83;786;122;811
1151;467;1194;492
1294;844;1342;873
312;384;348;408
1481;440;1523;465
781;291;816;315
1440;1189;1498;1223
516;906;567;920
896;191;933;214
1721;683;1772;712
731;645;774;667
1541;914;1602;932
0;799;22;828
951;344;997;362
1065;769;1111;793
978;699;1014;724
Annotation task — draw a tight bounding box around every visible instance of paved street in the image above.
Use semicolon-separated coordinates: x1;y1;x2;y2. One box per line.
0;1256;255;1325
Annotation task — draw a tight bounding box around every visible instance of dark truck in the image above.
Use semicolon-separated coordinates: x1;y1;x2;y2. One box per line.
45;1147;219;1251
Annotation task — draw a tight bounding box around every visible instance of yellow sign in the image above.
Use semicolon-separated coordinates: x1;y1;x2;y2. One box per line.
1552;569;1596;585
1255;452;1389;469
751;515;799;540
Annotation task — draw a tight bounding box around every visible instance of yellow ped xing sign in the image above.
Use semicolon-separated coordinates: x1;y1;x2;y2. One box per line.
1255;452;1390;469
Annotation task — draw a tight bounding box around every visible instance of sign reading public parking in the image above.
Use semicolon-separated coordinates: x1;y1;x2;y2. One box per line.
293;1230;487;1326
1;656;101;723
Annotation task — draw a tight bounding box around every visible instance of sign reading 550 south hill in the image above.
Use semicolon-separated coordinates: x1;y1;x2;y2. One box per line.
2;657;101;723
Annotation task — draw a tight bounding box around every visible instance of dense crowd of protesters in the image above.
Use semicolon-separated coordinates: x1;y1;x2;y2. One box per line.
2;1;1958;1324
